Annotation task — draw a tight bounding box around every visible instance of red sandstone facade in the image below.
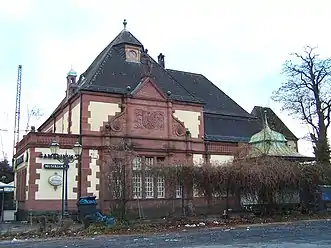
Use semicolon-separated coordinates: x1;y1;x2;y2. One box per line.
14;77;238;219
12;21;300;220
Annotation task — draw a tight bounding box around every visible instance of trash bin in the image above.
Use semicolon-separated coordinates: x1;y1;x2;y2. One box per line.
77;196;97;221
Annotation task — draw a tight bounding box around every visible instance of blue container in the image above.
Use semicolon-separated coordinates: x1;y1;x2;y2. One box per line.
77;196;97;221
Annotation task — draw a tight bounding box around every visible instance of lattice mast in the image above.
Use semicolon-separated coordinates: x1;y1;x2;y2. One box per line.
13;65;22;155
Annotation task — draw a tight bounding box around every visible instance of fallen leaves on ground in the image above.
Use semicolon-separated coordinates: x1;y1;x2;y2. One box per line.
1;213;330;241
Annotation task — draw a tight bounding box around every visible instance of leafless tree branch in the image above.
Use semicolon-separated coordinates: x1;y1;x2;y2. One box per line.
272;45;331;163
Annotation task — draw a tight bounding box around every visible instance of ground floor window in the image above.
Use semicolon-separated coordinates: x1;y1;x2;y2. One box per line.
176;183;182;198
132;173;142;199
157;176;165;198
145;175;154;198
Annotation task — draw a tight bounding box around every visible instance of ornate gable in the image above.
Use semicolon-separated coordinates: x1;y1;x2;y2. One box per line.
131;78;166;101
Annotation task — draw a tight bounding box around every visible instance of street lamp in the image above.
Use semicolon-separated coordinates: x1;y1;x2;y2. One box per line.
49;140;82;218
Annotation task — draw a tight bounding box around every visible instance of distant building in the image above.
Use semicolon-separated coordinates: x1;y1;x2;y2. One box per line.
13;20;301;219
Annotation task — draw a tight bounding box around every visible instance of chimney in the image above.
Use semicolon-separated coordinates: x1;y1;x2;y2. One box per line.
157;53;165;68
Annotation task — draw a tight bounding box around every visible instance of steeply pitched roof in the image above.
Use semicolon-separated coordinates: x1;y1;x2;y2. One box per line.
39;24;298;146
111;29;144;47
167;69;252;118
77;29;200;104
251;106;298;141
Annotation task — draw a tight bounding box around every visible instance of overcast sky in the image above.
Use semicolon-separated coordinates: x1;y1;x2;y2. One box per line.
1;0;330;159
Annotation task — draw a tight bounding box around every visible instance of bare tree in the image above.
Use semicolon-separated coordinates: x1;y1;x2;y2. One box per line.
272;46;331;163
103;138;137;221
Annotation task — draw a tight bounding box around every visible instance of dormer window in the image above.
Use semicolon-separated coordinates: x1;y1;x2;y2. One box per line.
128;50;137;60
125;45;140;63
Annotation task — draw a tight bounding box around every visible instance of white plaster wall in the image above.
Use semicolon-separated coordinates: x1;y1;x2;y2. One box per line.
55;118;62;133
210;155;234;166
71;103;80;134
35;147;78;200
88;101;121;131
193;154;204;166
88;149;100;199
173;110;201;138
55;111;69;134
63;112;69;133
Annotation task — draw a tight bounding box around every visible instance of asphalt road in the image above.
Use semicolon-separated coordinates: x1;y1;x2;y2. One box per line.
1;220;331;247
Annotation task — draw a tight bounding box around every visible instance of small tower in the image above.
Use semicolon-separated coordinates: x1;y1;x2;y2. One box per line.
66;67;78;101
67;68;77;84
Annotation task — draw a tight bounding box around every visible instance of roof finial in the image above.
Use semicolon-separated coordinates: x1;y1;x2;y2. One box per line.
123;19;127;30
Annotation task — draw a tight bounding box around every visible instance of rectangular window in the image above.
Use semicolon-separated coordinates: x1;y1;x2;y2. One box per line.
157;176;165;198
132;173;142;199
145;157;154;170
145;176;154;198
132;157;141;171
176;183;182;198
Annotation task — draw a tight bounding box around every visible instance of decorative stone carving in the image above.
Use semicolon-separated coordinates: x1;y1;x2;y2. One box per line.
172;114;186;137
108;105;127;132
134;109;165;130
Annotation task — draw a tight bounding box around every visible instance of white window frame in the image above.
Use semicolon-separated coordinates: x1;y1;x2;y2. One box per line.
145;175;154;198
157;176;165;198
132;157;142;171
132;173;142;199
176;183;182;198
145;157;154;170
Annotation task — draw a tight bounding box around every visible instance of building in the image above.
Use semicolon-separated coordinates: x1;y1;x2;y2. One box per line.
13;20;300;219
249;117;313;161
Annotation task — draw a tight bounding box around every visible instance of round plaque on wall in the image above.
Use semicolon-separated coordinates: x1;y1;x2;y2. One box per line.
48;173;63;187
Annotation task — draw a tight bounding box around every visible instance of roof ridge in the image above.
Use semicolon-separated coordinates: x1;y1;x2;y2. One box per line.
204;112;258;120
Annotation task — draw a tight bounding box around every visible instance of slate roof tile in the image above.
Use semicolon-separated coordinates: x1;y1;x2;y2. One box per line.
167;69;252;117
204;113;261;142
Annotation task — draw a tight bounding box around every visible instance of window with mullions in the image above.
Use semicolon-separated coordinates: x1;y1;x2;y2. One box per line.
132;157;142;170
145;175;154;198
157;176;165;198
176;183;182;198
145;157;154;170
132;173;142;199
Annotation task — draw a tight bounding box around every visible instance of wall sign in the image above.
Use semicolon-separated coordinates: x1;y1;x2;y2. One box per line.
48;172;63;190
15;155;24;167
44;164;68;169
38;153;76;160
